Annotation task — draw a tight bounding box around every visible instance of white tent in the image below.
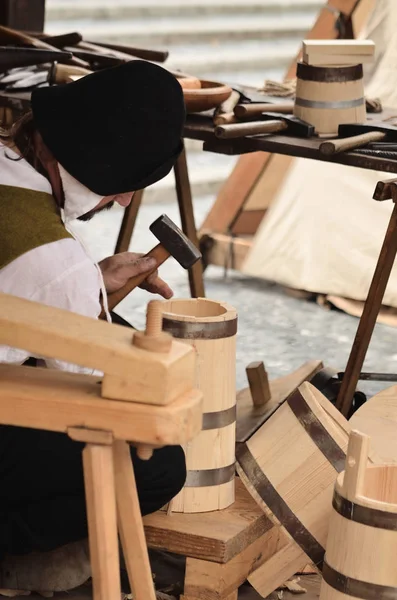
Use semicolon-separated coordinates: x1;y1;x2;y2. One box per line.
242;1;397;320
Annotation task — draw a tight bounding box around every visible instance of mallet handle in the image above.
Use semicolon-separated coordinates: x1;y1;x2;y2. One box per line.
320;131;386;156
234;102;294;118
103;244;170;316
215;120;287;139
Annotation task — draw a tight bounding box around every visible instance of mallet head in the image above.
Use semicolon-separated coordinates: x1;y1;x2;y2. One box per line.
150;214;201;269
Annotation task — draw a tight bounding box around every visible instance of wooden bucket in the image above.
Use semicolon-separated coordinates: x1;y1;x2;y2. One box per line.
321;430;397;600
293;62;366;135
162;298;237;513
236;382;351;569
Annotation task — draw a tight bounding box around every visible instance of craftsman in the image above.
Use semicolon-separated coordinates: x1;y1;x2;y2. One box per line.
0;61;186;594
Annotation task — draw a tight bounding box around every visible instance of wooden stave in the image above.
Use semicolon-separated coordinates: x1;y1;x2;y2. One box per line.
161;298;237;513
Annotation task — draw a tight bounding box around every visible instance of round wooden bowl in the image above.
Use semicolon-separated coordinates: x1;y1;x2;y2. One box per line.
182;80;233;113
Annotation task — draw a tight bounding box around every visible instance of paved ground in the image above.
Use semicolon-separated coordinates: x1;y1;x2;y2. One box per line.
72;194;397;399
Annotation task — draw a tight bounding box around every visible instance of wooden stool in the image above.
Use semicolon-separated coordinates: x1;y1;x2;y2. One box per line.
0;294;203;600
144;479;289;600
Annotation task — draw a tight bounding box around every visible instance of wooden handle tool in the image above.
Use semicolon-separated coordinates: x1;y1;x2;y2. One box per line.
215;120;287;139
101;215;201;317
234;102;294;119
320;131;386;155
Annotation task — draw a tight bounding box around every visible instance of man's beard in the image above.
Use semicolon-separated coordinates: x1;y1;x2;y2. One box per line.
78;201;115;222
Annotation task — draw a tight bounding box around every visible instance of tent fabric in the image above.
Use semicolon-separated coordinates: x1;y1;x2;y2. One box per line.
242;0;397;310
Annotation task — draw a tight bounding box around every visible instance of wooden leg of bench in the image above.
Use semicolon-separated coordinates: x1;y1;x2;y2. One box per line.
83;443;120;600
114;189;144;254
174;145;205;298
113;440;156;600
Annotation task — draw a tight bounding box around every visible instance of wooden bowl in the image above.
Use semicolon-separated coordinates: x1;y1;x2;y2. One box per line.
177;76;201;90
182;80;233;113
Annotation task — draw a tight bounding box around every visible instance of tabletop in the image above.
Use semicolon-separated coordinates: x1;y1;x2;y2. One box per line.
184;110;397;177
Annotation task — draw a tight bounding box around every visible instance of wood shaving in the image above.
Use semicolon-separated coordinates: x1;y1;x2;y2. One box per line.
279;577;307;594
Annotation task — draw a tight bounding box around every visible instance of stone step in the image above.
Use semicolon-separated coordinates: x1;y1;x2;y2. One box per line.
166;40;299;76
46;0;322;21
45;12;315;46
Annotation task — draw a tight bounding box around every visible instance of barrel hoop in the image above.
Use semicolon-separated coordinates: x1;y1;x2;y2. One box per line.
296;62;363;83
295;97;365;110
333;489;397;531
236;443;325;567
162;317;237;340
287;390;346;473
323;560;397;600
202;405;236;430
184;462;235;487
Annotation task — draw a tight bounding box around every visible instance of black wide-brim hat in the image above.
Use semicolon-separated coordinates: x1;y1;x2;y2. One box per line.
31;60;185;196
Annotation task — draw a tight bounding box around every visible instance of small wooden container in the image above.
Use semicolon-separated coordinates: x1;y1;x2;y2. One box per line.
162;298;237;513
236;382;351;568
321;430;397;600
293;62;366;135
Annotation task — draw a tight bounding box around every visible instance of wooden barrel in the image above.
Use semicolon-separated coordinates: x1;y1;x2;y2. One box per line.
236;381;351;569
321;430;397;600
293;62;366;135
161;298;237;513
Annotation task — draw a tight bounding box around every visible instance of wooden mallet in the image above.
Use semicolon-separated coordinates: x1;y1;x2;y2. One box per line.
102;214;201;316
319;122;397;155
215;113;314;139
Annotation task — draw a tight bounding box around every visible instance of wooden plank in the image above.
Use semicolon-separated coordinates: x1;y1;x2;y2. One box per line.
144;479;272;563
303;53;374;65
246;362;271;407
0;293;195;406
0;364;203;446
83;443;120;600
201;233;252;271
182;524;285;599
230;210;266;236
302;39;375;55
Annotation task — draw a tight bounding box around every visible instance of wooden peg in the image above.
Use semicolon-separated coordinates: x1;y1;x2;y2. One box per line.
246;362;271;407
136;445;154;461
133;300;172;353
342;430;370;502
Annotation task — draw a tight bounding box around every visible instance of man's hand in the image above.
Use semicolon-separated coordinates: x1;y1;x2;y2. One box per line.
98;252;173;299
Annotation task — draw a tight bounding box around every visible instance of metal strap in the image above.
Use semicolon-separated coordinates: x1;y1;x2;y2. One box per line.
296;62;363;83
287;390;346;473
162;317;237;340
333;489;397;531
295;97;364;110
184;463;236;487
236;444;325;567
323;561;397;600
202;405;236;430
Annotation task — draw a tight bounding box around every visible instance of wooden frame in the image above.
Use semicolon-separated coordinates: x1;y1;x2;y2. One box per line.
198;0;374;262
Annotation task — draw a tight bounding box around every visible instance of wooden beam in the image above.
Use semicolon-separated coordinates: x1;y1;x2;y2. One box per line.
201;233;252;272
0;0;45;32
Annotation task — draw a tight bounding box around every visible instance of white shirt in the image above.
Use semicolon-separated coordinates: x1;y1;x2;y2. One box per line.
0;145;109;373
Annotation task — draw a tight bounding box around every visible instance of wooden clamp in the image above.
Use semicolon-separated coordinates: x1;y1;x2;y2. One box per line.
373;178;397;202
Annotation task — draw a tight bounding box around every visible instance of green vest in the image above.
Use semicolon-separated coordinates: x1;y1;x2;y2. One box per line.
0;184;72;271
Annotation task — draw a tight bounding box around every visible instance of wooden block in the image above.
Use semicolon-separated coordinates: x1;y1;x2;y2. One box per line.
0;365;203;446
182;524;285;600
302;39;375;56
246;362;271;407
144;479;271;563
303;52;374;65
68;427;113;446
200;233;253;272
0;293;195;405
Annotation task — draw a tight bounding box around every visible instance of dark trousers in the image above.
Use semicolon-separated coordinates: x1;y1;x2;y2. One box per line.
0;312;186;559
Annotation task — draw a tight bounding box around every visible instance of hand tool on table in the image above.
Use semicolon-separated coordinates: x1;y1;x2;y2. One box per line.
0;25;89;68
86;40;169;63
49;62;92;84
215;112;314;139
102;214;202;316
233;101;295;119
319;122;397;156
36;32;83;49
0;47;72;71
